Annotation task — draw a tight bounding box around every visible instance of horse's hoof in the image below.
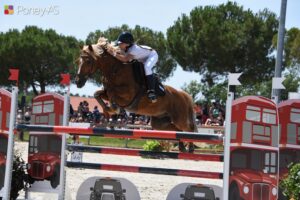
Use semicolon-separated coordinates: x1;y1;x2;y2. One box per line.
188;144;195;153
188;147;195;153
178;142;187;153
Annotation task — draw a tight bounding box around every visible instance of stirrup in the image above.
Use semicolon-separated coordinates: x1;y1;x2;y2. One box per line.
147;90;157;103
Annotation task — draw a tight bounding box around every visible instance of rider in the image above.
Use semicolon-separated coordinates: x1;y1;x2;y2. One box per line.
107;32;158;103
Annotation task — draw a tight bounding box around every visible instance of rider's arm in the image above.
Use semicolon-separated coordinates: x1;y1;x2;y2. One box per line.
107;47;134;63
114;53;134;63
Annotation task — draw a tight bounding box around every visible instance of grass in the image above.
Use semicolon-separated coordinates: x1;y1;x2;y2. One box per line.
18;131;146;148
73;137;146;149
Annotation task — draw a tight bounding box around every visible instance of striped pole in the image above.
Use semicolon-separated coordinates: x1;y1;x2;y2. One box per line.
3;87;18;200
67;145;224;162
16;124;223;144
66;161;223;179
58;93;69;200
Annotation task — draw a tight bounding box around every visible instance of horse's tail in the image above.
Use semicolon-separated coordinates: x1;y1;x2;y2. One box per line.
190;103;198;133
191;107;198;133
182;91;198;133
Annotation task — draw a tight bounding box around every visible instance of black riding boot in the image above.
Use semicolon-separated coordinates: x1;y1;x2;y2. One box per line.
146;74;157;103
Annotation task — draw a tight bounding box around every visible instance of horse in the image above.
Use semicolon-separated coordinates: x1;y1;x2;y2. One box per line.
75;37;197;152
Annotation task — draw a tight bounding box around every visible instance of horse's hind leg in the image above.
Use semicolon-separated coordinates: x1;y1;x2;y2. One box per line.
169;93;198;153
151;116;180;131
151;116;187;152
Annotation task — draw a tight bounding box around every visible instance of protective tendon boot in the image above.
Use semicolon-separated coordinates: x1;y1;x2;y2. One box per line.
146;74;157;103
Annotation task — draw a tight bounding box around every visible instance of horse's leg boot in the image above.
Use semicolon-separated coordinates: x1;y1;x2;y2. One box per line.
146;74;157;103
188;142;195;153
178;142;186;152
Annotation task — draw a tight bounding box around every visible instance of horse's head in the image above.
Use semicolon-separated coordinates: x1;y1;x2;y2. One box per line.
75;37;120;88
75;44;104;88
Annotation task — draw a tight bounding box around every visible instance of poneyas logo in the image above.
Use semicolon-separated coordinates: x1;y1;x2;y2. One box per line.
4;5;14;15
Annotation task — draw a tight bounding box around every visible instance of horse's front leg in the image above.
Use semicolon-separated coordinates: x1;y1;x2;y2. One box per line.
94;89;120;115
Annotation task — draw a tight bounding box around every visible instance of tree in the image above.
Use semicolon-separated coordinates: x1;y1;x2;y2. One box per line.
167;2;278;87
280;163;300;200
85;25;177;82
273;27;300;68
200;81;228;104
281;66;300;100
181;80;202;102
0;26;81;94
235;64;300;100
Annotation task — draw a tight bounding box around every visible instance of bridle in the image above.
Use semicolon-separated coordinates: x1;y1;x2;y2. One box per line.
77;52;97;79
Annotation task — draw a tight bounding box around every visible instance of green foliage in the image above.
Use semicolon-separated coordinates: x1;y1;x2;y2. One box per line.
181;80;202;102
0;26;82;94
280;163;300;200
10;151;30;200
273;28;300;67
167;1;278;87
236;80;272;98
143;140;163;152
236;65;300;100
200;81;228;104
281;67;300;100
86;25;177;82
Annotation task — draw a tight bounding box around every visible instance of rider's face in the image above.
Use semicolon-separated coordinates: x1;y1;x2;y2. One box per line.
118;43;129;50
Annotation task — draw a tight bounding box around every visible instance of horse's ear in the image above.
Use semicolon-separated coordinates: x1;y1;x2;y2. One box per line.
88;44;94;52
79;44;84;50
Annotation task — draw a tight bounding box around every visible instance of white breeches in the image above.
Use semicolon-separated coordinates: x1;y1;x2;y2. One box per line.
143;50;158;76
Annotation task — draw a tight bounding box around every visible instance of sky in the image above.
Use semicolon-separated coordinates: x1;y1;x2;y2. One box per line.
1;0;300;96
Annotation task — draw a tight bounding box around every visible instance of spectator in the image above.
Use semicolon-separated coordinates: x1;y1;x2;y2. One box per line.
216;112;224;126
201;103;209;125
24;106;31;122
82;101;89;120
194;103;203;124
70;104;74;119
77;102;84;117
205;100;225;126
209;100;220;119
93;106;101;123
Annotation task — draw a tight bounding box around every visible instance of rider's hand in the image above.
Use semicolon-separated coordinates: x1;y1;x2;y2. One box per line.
107;46;114;55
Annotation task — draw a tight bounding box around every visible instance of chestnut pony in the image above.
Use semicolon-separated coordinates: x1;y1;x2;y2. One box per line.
75;38;197;152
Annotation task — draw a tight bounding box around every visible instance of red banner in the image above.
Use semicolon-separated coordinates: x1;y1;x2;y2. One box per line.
60;73;70;85
8;69;19;81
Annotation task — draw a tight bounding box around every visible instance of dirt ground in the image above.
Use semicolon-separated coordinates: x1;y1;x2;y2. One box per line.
15;141;223;200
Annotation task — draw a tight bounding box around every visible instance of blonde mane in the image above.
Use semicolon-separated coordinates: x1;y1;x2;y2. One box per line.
97;37;120;55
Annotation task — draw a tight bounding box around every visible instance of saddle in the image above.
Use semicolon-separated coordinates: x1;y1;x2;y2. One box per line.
131;60;166;96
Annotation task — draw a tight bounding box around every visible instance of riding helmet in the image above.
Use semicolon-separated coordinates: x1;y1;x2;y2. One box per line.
117;32;134;45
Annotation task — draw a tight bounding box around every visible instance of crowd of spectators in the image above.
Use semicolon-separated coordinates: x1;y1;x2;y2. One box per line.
194;99;225;126
69;99;225;128
69;101;151;127
17;99;225;129
14;97;225;143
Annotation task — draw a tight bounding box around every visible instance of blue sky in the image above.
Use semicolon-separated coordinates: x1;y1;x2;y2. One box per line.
1;0;300;96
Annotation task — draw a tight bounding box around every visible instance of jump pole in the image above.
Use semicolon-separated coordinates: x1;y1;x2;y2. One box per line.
67;145;224;162
16;124;223;144
66;161;223;179
223;73;241;200
58;92;69;200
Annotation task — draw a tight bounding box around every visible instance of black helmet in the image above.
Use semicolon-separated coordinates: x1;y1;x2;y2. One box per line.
117;32;134;45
